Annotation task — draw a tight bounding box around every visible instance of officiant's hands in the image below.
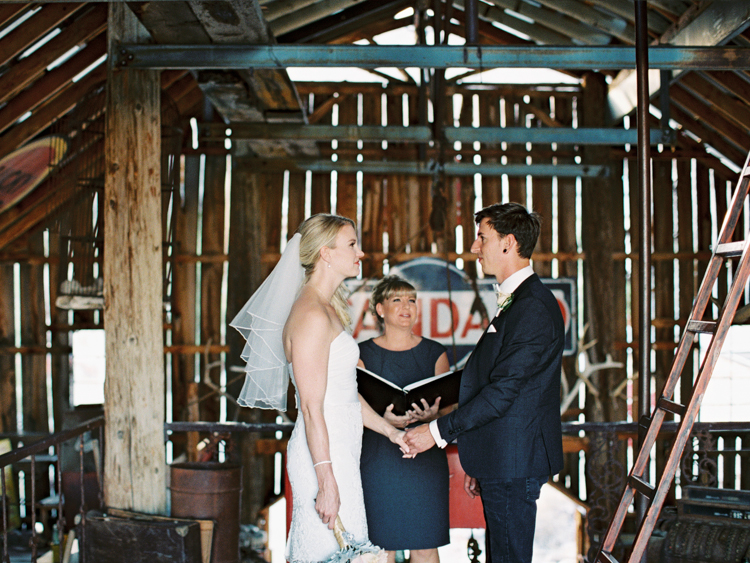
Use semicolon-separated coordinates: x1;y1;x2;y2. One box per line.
383;404;416;429
407;396;441;422
404;423;436;453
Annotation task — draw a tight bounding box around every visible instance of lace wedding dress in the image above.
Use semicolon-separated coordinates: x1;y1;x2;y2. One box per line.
286;331;369;563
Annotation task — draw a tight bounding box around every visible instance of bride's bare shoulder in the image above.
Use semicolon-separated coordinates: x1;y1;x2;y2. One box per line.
285;293;332;338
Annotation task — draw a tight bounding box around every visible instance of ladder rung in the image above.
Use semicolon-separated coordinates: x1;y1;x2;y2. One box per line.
596;551;620;563
715;241;746;257
686;320;716;334
657;397;686;417
629;475;655;500
638;414;651;432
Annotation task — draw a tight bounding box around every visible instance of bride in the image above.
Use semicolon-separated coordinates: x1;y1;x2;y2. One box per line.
231;214;411;563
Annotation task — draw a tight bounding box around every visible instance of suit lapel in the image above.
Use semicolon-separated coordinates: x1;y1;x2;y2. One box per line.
462;273;539;375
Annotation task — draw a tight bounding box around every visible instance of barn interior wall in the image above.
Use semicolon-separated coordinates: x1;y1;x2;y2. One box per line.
1;79;748;526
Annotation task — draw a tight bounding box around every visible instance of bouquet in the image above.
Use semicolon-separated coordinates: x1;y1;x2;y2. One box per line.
326;516;387;563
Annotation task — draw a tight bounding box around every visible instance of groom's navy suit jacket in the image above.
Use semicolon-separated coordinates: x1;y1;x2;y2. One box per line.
436;273;564;480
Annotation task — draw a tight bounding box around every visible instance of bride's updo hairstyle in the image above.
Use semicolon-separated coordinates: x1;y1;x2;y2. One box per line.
297;213;357;330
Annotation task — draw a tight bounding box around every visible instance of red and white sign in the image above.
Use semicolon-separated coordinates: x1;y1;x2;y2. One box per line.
0;136;68;214
347;257;576;364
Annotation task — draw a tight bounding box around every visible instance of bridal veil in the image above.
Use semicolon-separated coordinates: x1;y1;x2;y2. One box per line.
230;233;304;411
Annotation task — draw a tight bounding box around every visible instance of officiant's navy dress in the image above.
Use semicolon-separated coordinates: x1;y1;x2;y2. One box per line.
359;338;450;550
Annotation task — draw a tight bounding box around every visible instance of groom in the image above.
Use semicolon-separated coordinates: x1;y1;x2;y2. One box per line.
405;202;564;563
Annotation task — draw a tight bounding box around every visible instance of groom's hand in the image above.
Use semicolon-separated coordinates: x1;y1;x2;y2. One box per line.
404;423;436;453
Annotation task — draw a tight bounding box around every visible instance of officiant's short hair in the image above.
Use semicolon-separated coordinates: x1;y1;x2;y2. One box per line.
370;275;417;328
475;202;541;259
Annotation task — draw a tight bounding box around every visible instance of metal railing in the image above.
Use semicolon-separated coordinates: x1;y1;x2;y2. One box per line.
0;417;104;563
166;419;750;562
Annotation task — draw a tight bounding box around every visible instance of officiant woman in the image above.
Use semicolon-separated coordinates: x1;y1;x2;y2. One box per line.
358;275;452;563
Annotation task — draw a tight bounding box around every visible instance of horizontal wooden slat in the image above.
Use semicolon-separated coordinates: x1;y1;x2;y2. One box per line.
165;345;230;354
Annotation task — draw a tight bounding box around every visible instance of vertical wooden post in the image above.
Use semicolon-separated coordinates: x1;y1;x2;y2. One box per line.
0;263;15;433
228;146;266;523
103;3;166;513
581;71;622;421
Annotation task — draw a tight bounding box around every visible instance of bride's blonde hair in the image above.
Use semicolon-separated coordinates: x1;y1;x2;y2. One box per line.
297;214;357;329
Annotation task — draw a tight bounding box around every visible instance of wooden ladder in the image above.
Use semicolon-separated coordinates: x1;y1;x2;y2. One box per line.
594;151;750;563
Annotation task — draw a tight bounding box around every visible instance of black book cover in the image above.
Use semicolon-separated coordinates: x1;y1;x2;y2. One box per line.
357;366;462;416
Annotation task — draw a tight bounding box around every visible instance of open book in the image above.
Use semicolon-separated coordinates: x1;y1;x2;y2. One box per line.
357;366;462;416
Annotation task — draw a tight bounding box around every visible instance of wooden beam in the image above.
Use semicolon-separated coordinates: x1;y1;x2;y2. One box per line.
160;69;189;91
270;0;370;36
669;86;749;164
586;0;671;36
482;0;612;45
533;0;635;44
0;31;106;135
0;4;107;106
0;3;85;67
679;72;750;135
103;2;166;514
0;4;28;27
608;1;750;120
173;82;204;118
453;0;575;46
0;64;107;162
280;0;410;44
706;70;750;102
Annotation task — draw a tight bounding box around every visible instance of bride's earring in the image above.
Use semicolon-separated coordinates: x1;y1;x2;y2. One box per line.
327;262;331;268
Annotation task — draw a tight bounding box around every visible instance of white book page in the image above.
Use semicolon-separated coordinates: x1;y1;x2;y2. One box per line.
357;366;404;392
402;370;455;393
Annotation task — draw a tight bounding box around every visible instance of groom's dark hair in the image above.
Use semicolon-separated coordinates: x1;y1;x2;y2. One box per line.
475;202;541;259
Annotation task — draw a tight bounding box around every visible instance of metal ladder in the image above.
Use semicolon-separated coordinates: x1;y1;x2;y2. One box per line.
594;150;750;563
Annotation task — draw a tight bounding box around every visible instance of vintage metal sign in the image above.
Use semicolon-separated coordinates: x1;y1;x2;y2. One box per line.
347;257;576;367
0;136;68;214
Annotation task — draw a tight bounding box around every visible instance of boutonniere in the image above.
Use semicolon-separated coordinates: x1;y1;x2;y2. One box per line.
493;284;514;317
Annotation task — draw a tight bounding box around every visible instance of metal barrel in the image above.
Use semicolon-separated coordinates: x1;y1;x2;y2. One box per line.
169;462;242;563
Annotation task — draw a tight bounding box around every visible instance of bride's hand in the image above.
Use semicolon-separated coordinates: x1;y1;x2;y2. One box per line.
383;404;415;429
314;468;341;529
387;427;417;459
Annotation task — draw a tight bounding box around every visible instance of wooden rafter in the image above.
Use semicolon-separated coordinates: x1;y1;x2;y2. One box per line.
707;70;750;104
0;3;86;67
485;0;612;45
678;72;750;135
670;82;750;154
584;0;671;37
0;31;106;135
0;3;28;26
0;4;107;106
0;65;107;162
668;98;747;167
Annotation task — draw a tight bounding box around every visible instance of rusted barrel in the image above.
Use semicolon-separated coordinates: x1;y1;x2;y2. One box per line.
170;462;242;563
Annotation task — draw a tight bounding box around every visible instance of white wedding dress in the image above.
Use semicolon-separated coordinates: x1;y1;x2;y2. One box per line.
286;331;369;563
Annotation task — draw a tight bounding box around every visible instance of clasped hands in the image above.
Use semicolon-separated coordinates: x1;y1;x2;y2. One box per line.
384;398;441;458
